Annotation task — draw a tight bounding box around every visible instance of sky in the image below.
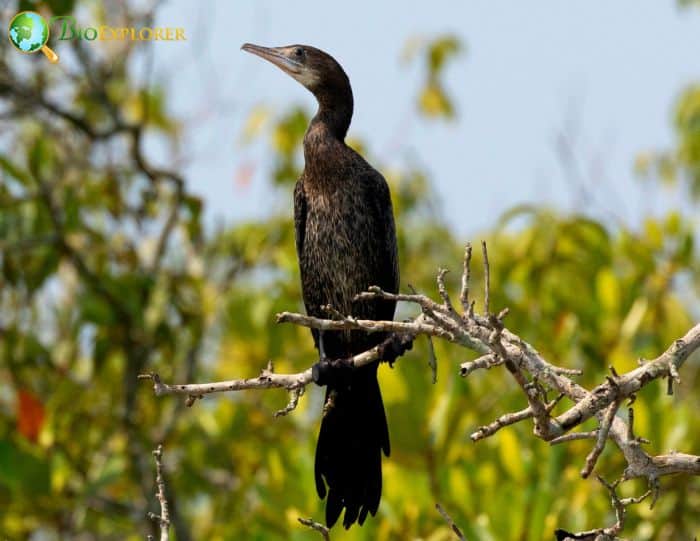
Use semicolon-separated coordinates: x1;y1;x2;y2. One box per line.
146;1;700;236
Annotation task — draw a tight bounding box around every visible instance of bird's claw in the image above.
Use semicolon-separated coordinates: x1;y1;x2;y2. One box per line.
312;357;354;388
380;333;414;367
312;334;413;386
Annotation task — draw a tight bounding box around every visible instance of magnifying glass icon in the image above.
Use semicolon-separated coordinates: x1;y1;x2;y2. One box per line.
8;11;59;63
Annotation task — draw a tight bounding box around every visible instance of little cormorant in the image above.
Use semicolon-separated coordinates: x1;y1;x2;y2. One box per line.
242;43;400;529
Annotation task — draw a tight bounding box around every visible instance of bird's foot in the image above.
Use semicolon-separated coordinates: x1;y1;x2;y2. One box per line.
379;333;414;367
312;356;354;388
311;334;414;387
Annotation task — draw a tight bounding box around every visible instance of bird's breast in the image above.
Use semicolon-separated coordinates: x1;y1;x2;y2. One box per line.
300;183;384;317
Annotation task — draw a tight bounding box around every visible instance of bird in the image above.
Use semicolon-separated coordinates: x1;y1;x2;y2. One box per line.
241;43;400;529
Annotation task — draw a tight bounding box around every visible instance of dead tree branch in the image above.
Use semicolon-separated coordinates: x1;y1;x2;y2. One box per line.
435;503;466;540
297;517;331;540
140;242;700;538
146;445;171;541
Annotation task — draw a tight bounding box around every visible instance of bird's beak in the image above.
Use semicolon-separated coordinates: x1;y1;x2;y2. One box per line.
241;43;303;75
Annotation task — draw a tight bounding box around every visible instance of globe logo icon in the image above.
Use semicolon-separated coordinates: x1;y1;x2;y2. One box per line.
8;11;59;63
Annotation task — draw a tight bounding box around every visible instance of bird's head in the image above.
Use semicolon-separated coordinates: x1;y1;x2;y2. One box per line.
242;43;354;139
241;43;350;97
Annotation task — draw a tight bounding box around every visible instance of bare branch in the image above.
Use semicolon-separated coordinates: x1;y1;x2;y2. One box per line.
277;310;455;341
297;517;331;540
147;445;170;541
437;267;457;315
481;240;490;316
470;404;535;441
274;387;305;417
460;243;472;316
139;242;700;538
470;394;561;442
138;334;403;402
427;336;438;384
581;400;619;479
549;431;598;446
435;503;466;541
552;326;700;436
138;367;312;398
459;353;502;377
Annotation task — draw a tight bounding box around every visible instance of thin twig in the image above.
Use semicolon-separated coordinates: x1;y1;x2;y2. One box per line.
470;405;535;441
459;353;502;377
549;431;598;446
274;387;305;417
481;241;490;316
146;445;170;541
297;517;330;540
460;243;472;316
437;267;456;315
435;503;466;540
581;400;619;479
427;336;438;384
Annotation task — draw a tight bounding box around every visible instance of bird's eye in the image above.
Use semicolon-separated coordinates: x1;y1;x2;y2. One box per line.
294;47;304;58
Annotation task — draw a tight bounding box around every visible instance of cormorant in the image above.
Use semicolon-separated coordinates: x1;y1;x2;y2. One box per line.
242;43;400;529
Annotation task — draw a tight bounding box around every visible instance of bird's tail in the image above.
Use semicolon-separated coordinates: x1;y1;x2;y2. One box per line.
314;361;390;529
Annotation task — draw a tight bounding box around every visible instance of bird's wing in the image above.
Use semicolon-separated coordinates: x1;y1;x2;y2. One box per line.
293;179;307;258
351;168;399;325
294;179;323;349
368;171;400;296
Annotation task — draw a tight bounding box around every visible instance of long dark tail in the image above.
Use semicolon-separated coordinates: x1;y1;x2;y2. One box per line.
314;361;390;529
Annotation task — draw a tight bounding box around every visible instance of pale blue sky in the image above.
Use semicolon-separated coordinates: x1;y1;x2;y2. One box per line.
149;1;700;235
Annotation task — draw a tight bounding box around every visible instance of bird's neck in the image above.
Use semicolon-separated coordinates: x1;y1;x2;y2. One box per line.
308;84;353;141
302;81;354;183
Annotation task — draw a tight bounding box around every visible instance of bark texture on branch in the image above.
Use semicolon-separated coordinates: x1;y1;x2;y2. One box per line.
146;445;171;541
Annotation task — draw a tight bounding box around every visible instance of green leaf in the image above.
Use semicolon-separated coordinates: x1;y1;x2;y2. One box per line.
0;439;50;495
0;155;32;186
79;291;116;326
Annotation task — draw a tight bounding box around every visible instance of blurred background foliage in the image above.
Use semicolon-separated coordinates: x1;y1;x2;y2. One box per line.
1;1;699;540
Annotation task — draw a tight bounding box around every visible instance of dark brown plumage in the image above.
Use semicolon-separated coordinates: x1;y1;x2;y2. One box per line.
242;43;399;529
